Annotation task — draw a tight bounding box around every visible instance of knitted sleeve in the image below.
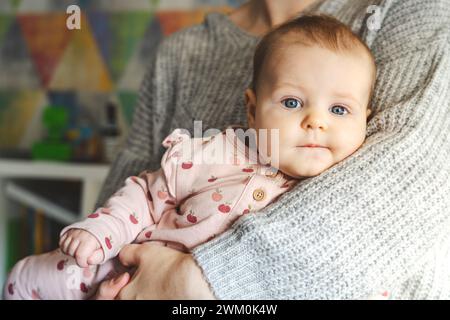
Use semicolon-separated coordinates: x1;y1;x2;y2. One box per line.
192;0;450;299
95;41;178;208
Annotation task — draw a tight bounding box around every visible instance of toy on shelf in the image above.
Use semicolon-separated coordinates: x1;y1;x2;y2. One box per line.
100;102;121;163
66;124;102;163
32;104;116;163
32;106;71;162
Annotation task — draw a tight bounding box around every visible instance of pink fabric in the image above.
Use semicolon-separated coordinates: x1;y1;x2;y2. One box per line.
4;128;296;299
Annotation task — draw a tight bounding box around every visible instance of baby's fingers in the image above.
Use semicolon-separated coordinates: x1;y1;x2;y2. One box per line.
87;249;105;265
60;236;73;255
59;233;68;248
75;241;97;268
67;238;80;257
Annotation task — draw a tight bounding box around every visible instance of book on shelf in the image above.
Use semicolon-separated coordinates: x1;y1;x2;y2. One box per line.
5;205;65;273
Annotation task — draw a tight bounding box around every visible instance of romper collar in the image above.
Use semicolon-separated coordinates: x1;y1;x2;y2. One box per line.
224;126;266;166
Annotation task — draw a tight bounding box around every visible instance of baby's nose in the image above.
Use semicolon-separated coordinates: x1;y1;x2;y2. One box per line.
301;111;328;130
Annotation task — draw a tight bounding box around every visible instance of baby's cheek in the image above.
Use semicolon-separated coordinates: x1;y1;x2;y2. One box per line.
333;127;365;159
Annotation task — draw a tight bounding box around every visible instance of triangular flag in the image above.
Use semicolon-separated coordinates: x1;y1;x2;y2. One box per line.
49;14;113;92
19;91;48;149
0;90;46;148
0;18;40;89
87;11;152;82
18;13;73;87
118;16;163;91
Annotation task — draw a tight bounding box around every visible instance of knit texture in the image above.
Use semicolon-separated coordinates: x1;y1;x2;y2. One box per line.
97;0;450;299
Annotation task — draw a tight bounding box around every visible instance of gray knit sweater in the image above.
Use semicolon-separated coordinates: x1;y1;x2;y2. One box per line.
97;0;450;299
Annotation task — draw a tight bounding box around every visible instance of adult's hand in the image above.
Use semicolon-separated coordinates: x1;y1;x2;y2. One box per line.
93;272;130;300
95;243;215;300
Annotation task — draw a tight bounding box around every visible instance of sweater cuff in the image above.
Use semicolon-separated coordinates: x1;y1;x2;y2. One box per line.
191;220;265;300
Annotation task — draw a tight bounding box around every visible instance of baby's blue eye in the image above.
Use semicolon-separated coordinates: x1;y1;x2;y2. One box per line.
282;98;302;109
330;105;348;115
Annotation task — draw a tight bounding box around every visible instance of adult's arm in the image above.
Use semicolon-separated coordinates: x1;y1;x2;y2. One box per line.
95;41;177;207
191;0;450;299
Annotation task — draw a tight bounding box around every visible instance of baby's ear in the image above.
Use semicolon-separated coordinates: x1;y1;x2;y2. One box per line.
245;88;257;128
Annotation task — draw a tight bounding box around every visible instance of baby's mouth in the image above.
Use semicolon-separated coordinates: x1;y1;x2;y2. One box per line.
298;144;328;148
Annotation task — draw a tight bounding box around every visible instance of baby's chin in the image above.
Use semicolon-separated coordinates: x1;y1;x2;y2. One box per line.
279;162;332;179
273;150;335;178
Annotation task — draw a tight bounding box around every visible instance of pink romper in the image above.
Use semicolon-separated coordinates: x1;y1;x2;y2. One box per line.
4;127;296;300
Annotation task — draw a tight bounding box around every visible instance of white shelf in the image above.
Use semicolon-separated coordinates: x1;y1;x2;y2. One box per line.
0;159;109;181
0;158;110;291
0;158;110;215
5;182;78;225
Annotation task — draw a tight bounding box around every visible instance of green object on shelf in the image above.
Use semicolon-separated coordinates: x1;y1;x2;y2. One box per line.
43;107;68;128
32;106;72;161
32;142;72;161
43;107;69;141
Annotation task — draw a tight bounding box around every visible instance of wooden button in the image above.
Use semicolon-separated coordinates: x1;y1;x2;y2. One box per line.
265;169;278;178
253;188;265;201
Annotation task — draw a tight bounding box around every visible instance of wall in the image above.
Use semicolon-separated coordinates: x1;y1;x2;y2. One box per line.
0;0;244;151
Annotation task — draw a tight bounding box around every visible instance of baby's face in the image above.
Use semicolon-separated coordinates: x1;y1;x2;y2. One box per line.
246;44;373;178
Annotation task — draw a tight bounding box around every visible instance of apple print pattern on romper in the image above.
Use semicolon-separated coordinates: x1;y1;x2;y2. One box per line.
3;127;301;300
130;128;294;250
132;130;241;246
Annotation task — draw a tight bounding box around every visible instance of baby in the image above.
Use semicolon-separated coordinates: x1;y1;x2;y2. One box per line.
4;14;375;300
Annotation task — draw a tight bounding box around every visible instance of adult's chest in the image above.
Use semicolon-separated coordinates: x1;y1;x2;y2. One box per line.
172;46;255;133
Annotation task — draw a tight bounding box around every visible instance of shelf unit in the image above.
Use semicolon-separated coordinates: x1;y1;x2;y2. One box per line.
0;158;110;290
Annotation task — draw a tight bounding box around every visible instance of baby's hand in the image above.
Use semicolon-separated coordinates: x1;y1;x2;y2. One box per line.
59;229;105;267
